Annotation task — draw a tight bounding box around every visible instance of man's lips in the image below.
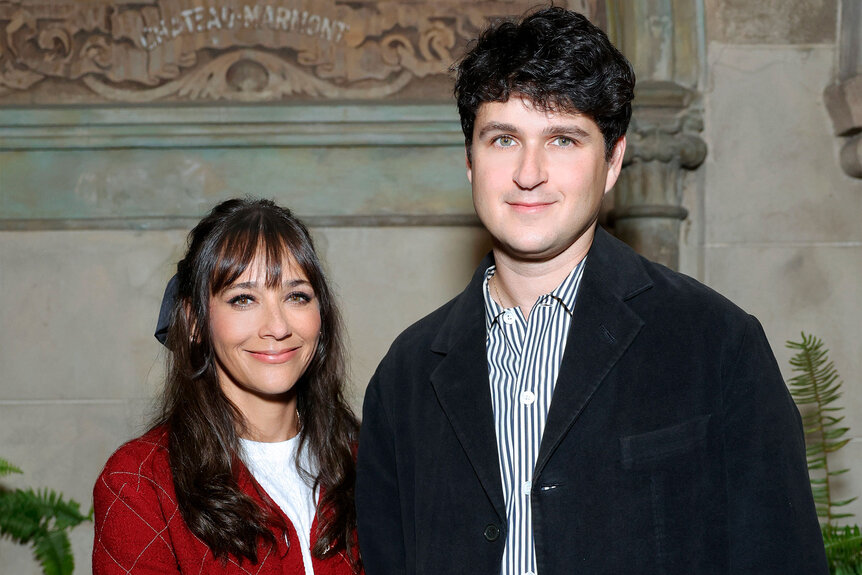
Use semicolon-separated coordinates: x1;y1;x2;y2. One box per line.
247;348;300;363
507;200;554;212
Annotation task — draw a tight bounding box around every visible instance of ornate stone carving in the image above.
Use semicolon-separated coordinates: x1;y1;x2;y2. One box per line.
613;82;706;269
824;0;862;179
0;0;601;104
606;0;707;270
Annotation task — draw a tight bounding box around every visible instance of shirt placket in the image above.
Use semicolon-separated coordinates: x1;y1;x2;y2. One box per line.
503;296;555;575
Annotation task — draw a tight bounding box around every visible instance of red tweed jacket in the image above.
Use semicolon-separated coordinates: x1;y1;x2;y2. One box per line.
93;427;360;575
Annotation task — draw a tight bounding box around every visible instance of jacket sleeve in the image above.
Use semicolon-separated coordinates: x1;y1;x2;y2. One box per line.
723;315;828;573
92;463;181;575
355;373;407;575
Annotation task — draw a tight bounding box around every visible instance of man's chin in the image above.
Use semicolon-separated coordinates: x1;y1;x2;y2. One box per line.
492;231;596;265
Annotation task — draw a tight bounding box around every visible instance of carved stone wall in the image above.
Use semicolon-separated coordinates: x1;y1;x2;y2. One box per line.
1;0;707;272
0;0;609;235
0;0;601;104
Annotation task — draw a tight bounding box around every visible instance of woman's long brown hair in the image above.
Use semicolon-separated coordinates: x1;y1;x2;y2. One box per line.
153;198;360;569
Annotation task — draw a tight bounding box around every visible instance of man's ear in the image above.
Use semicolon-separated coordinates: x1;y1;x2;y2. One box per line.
465;146;473;184
604;135;626;194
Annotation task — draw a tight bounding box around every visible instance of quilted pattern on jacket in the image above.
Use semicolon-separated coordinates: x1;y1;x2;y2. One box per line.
93;427;359;575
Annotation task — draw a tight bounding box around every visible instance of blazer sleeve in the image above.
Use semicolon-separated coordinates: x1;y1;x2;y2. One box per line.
355;374;407;575
723;315;828;573
92;461;181;575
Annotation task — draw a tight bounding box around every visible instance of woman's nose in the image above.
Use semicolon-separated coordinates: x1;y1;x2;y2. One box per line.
260;303;292;340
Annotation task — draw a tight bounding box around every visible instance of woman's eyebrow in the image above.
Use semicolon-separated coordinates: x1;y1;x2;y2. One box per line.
224;278;311;290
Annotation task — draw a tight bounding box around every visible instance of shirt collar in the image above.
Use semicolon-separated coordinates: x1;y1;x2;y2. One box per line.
482;257;587;331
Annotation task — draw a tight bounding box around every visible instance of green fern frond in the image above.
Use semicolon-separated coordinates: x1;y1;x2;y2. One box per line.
33;529;74;575
823;525;862;574
0;489;88;542
787;334;862;573
0;463;89;575
0;457;23;478
786;333;852;526
0;490;41;542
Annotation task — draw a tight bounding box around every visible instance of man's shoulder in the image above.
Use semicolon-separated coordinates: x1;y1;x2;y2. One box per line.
589;229;752;331
386;290;465;355
643;258;748;317
645;257;735;299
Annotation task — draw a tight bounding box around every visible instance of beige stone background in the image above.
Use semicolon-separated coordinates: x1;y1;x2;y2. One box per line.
1;0;861;572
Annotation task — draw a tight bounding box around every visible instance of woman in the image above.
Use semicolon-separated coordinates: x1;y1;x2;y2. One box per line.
93;198;361;574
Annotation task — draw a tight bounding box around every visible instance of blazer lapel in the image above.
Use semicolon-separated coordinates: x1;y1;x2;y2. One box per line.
535;228;651;476
429;257;507;520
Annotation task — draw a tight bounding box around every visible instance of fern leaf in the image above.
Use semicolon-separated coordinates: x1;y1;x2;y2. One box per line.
0;490;42;543
826;439;853;453
0;458;23;478
35;489;88;530
32;528;74;575
786;333;853;527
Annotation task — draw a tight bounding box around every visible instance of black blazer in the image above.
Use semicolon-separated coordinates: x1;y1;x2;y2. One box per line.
356;227;827;574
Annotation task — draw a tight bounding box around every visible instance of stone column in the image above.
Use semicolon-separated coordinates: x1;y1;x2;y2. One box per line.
606;0;707;269
824;0;862;179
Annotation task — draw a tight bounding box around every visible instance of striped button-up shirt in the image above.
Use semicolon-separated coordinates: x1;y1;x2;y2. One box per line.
483;259;587;575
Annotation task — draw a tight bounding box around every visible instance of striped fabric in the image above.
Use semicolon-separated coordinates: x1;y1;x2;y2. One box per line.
482;259;587;575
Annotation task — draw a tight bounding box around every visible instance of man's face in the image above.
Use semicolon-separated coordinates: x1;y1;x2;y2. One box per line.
467;96;624;264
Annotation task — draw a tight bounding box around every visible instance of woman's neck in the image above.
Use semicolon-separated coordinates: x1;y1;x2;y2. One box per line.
231;392;300;443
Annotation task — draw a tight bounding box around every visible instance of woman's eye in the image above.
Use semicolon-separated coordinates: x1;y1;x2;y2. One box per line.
286;291;313;304
228;294;254;307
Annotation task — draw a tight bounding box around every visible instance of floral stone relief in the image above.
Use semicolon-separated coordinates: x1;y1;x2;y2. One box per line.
0;0;601;104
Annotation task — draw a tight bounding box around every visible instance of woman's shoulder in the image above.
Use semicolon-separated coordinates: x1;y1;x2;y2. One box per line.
97;425;172;487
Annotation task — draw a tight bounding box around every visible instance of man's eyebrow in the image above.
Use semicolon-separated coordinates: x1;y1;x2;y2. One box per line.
543;124;592;140
477;122;519;140
476;122;594;141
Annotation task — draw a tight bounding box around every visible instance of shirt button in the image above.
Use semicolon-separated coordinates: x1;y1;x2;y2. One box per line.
522;480;532;495
483;523;500;542
503;311;517;324
520;391;536;405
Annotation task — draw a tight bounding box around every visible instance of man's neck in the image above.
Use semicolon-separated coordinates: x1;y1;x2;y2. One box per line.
491;231;594;319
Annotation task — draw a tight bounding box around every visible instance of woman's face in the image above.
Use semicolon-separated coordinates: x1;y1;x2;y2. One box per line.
208;253;321;408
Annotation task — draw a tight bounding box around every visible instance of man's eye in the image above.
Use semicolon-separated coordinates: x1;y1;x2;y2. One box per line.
554;136;575;147
495;135;515;147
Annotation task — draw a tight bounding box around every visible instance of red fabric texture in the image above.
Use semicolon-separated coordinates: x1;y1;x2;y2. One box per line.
93;427;360;575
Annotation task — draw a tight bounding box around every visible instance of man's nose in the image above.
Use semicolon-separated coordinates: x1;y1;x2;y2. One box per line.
513;146;548;190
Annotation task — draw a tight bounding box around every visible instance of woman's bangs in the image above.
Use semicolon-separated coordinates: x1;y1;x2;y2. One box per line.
209;225;261;294
210;219;305;293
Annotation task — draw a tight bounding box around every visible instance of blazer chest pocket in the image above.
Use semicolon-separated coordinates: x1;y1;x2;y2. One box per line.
619;414;712;471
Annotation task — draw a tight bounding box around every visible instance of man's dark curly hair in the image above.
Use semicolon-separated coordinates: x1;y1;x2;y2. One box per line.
454;6;635;161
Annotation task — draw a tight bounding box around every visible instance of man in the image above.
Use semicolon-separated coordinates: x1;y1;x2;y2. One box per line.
355;7;827;575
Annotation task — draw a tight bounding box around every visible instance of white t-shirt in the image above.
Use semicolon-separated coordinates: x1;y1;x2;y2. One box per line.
241;435;318;575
